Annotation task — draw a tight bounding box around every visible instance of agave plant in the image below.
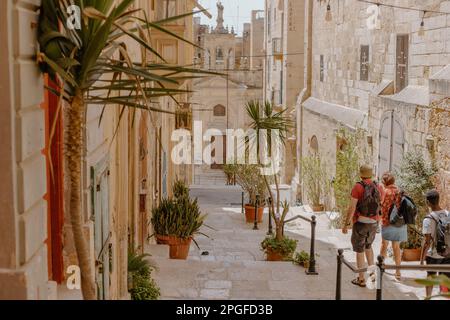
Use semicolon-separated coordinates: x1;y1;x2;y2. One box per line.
37;0;214;299
151;196;207;241
172;178;189;199
245;100;293;241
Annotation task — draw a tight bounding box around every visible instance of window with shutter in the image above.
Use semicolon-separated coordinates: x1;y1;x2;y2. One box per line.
360;45;369;81
396;35;409;93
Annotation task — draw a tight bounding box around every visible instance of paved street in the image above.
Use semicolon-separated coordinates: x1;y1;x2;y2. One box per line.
146;186;426;300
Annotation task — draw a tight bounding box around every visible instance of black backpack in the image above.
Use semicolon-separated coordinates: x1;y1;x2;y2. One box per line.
398;194;418;225
357;181;381;218
425;212;450;258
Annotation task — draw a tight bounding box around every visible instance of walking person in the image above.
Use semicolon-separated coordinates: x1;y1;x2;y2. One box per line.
379;172;407;281
420;189;450;298
342;165;384;287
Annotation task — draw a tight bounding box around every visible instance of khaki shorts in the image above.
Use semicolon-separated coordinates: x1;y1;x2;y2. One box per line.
351;222;377;253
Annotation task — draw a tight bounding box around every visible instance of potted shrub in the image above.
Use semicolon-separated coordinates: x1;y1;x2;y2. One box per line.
261;235;298;262
233;164;268;223
397;151;437;261
293;251;311;269
128;248;160;300
223;164;237;185
172;178;190;199
301;154;331;212
151;196;206;260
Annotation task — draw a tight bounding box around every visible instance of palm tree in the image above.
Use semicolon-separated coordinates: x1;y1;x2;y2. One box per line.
245;100;293;241
38;0;213;300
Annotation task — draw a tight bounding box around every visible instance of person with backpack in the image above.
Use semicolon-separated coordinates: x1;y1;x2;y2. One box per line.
379;172;407;281
420;189;450;298
342;165;384;287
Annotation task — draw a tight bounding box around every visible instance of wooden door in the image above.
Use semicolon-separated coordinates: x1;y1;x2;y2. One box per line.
378;112;405;177
211;135;227;170
92;159;111;300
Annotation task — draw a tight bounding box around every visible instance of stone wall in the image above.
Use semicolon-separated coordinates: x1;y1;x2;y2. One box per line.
0;0;51;300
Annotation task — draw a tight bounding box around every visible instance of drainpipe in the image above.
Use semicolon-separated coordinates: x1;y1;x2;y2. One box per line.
296;0;313;202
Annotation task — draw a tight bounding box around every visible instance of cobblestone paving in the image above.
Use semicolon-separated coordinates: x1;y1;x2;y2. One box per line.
147;186;424;300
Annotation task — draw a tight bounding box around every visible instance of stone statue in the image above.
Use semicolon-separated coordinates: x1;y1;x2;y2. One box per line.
215;1;227;34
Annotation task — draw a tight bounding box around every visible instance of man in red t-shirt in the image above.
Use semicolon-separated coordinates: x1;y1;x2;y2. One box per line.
342;165;384;287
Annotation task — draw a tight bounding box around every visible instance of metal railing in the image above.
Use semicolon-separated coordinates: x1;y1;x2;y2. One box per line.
240;193;318;275
335;249;450;300
284;214;318;275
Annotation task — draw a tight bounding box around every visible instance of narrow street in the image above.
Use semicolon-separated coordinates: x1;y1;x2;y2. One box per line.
147;186;421;300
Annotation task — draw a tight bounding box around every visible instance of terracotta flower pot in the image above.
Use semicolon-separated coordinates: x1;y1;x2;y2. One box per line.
312;204;325;212
245;205;264;223
156;234;170;245
402;248;422;262
167;236;192;260
266;248;285;261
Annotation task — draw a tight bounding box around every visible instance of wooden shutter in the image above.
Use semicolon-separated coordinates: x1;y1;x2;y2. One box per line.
360;45;369;81
396;35;409;92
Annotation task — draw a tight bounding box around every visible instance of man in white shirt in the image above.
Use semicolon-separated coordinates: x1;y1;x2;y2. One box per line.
420;189;450;298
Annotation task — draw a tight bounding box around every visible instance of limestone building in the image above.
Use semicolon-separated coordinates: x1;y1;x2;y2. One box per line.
192;2;264;185
297;0;450;207
264;0;306;187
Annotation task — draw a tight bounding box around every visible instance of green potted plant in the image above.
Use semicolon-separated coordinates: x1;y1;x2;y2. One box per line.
261;234;298;262
151;196;206;260
301;154;331;212
223;164;237;185
246;100;297;261
396;151;437;261
173;178;190;199
233;164;268;223
128;248;160;300
293;251;311;269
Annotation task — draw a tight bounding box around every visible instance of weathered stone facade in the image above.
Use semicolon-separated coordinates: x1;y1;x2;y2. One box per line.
0;0;51;300
296;0;450;206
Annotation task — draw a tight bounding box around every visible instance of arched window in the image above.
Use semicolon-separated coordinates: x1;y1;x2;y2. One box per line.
213;104;226;117
216;47;224;61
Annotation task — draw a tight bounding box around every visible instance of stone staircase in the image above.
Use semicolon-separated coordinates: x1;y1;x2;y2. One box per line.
145;187;419;300
193;166;228;186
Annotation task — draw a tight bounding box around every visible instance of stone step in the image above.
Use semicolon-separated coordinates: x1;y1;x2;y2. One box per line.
145;243;170;259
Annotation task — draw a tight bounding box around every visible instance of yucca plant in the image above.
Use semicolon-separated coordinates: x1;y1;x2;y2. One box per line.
246;100;293;241
37;0;215;299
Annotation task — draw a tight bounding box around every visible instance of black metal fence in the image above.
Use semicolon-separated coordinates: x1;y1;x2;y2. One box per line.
240;193;318;275
284;214;318;275
335;249;450;300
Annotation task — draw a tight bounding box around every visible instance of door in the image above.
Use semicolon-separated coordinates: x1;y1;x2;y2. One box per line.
211;135;227;170
378;112;405;177
91;159;111;300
